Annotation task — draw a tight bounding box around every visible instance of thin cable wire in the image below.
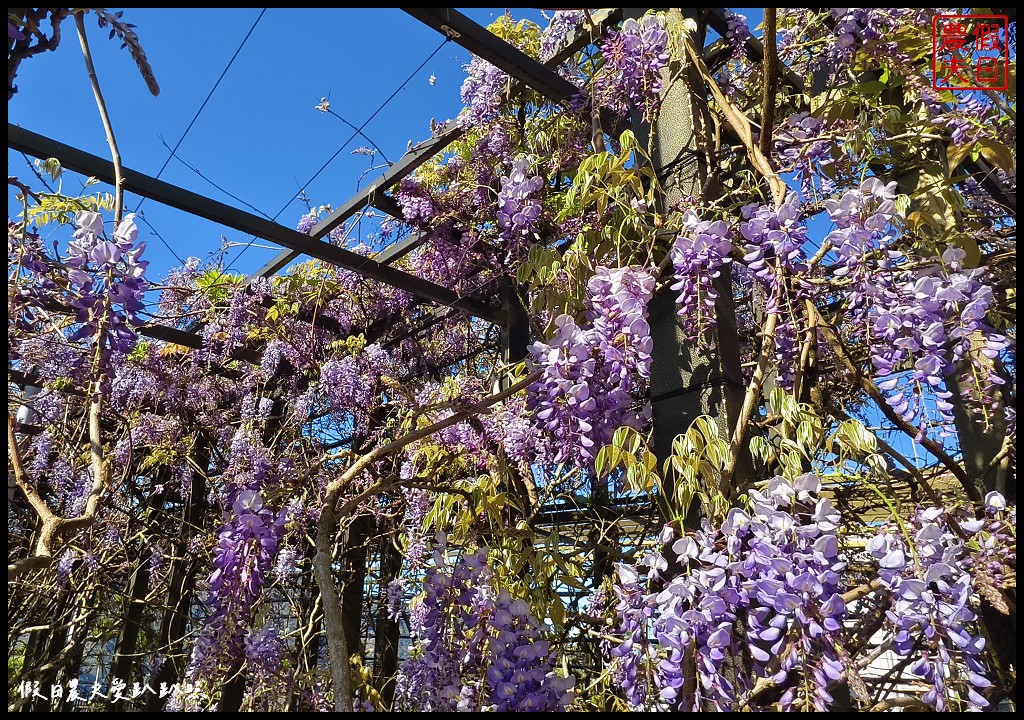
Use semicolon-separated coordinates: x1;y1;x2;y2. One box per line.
133;8;267;218
124;8;265;269
20;152;56;194
324;108;391;166
224;35;451;273
159;139;275;220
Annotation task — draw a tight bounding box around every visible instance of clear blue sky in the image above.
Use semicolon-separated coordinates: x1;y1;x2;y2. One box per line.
7;8;550;283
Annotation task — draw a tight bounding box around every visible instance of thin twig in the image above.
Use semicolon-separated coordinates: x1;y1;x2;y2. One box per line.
679;22;786;207
75;11;123;223
720;289;780;495
8;176;41;202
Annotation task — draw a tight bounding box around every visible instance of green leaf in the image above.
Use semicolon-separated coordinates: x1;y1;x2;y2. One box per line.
893;193;911;217
946;142;974;175
749;435;772;463
796;420;817;453
36;157;63;182
978;139;1015;172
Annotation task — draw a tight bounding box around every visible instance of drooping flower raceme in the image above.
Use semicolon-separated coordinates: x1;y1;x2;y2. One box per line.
528;266;654;470
868;501;1009;711
244;624;292;710
15;210;149;364
67;211;149;349
610;474;848;711
593;14;670;121
825;178;1011;441
670;211;734;342
496;157;545;256
394;543;575;712
540;10;585;62
609;563;656;709
872;247;1009;441
186;489;286;694
739;192;813;389
724;11;752;56
460;56;508;126
772;112;839;196
396;176;437;225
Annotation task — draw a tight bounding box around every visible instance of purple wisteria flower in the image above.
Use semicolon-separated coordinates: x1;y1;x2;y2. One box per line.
823;178;1011;441
540;10;585;62
527;266;654;470
186;489;286;687
610;474;848;711
724;11;752;56
396;176;437;225
496;157;545;256
51;210;150;356
460;56;508;126
670;211;734;342
394;544;575;712
738;193;814;388
868;503;1003;711
593;14;670;121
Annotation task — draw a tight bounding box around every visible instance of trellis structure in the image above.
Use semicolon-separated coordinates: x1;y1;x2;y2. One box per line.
8;6;1016;713
7;9;639;711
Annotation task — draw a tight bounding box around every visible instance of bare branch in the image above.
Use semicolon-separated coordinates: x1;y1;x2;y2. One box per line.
679;22;786;207
720;288;779;496
74;12;123;223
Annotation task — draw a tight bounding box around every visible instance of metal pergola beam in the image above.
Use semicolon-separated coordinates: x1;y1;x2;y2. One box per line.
403;8;582;104
136;322;262;363
252;122;465;278
704;9;805;105
376;230;429;266
251;8;621;280
8;124;505;326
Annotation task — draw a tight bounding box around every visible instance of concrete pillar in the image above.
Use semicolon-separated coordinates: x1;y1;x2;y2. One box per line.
628;8;751;523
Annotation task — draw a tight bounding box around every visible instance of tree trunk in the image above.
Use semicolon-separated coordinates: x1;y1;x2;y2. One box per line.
146;443;208;710
372;531;403;709
632;8;752;525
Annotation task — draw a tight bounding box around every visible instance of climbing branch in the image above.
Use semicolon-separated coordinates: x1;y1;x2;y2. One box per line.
313;370;540;711
75;11;124;223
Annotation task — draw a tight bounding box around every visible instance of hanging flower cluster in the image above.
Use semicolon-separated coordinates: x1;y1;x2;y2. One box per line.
527;266;654;469
669;211;735;342
593;14;670;121
496;156;545;255
12;209;148;367
610;474;848;711
824;179;1011;440
186;490;286;690
869;493;1014;711
394;541;575;712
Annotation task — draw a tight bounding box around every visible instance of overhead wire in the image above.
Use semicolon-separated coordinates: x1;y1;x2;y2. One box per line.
133;8;267;216
224;32;451;273
132;8;268;266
